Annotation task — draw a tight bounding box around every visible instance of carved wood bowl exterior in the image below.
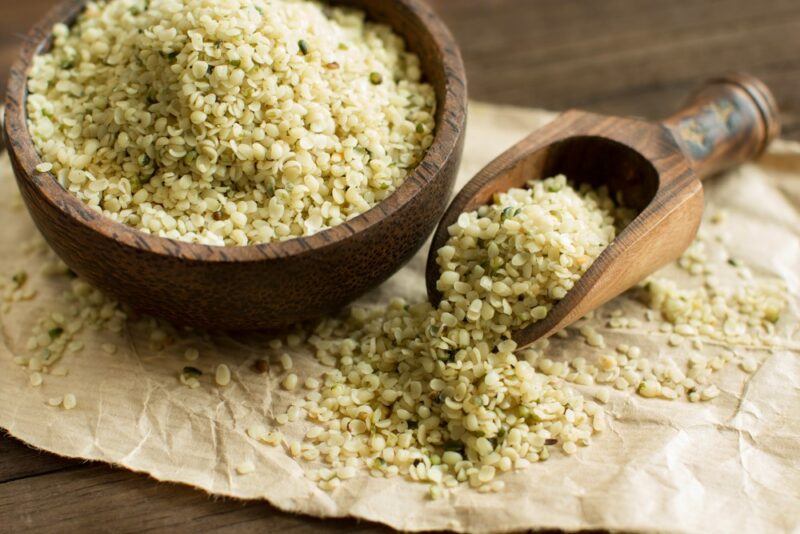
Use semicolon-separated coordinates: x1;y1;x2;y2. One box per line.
3;0;467;331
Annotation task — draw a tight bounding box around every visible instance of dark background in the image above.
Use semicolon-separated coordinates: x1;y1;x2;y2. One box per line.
1;0;799;531
3;0;799;138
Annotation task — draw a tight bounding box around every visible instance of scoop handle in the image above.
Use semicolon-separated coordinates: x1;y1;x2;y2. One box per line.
662;73;780;180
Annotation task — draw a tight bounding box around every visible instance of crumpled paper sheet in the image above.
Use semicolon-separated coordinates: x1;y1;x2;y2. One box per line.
1;103;799;533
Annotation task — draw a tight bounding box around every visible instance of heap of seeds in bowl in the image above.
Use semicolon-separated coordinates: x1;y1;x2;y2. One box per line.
26;0;436;245
289;175;628;493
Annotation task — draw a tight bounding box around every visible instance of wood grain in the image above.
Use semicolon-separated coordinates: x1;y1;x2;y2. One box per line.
0;434;388;534
0;433;76;482
2;0;799;532
426;0;800;141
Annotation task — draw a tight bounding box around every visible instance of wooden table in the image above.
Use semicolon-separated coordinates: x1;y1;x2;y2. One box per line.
2;1;799;531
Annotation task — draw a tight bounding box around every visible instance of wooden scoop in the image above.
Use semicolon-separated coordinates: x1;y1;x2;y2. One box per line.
425;74;779;349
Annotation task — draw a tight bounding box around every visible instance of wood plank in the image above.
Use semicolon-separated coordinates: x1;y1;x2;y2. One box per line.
0;433;77;483
0;437;389;533
425;0;800;139
3;0;800;139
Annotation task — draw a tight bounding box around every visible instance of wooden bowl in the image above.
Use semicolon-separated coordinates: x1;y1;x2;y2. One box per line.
3;0;467;331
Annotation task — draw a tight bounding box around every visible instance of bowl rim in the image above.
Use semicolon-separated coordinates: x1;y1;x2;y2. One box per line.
3;0;467;264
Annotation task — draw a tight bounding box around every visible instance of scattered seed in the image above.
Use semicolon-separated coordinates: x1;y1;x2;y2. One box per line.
282;373;298;391
63;393;77;410
236;460;255;475
215;363;231;386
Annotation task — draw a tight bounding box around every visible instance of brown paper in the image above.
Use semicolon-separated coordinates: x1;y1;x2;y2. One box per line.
1;103;799;533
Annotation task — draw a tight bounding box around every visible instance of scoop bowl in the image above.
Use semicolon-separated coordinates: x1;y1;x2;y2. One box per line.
426;74;778;349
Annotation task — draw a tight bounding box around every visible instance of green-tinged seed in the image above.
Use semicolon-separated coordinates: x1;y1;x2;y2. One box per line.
48;327;64;339
370;72;383;85
443;440;464;452
546;182;562;192
298;39;310;55
12;271;27;287
183;366;202;377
